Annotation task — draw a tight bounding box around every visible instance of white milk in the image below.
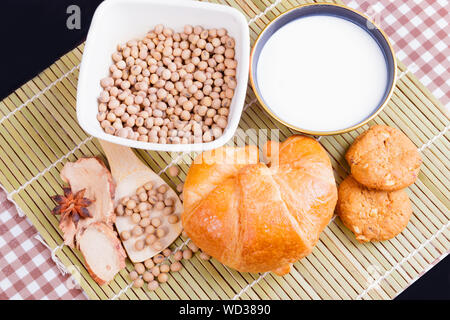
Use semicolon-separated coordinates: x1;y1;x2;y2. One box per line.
256;15;388;132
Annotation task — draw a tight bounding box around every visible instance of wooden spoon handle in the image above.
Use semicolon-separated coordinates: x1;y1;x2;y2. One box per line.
99;140;149;183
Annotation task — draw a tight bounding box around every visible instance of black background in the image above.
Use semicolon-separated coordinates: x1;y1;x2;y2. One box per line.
0;0;448;300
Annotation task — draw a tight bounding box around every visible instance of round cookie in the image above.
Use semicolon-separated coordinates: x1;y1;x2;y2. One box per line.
346;125;421;191
337;175;412;242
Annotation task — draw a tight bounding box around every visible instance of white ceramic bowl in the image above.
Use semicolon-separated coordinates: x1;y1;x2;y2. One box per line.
77;0;249;152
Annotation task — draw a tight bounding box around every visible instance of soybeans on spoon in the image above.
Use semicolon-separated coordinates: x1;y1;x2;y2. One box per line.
99;140;183;263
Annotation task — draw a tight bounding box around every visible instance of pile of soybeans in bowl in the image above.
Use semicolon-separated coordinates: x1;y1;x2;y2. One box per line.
97;24;238;144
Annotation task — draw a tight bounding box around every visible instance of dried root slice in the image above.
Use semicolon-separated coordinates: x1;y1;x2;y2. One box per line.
60;157;116;247
77;222;126;285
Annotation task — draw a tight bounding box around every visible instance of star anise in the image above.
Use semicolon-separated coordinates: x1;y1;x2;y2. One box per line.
51;187;93;226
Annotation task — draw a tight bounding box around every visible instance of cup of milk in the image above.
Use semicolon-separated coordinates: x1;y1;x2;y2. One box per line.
250;3;397;135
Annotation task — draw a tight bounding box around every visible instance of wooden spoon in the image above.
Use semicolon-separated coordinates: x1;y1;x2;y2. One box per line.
99;140;183;263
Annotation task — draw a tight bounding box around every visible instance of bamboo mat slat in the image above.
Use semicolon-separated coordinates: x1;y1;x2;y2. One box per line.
0;0;448;300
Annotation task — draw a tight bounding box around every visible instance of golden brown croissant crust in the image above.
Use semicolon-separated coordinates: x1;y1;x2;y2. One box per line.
182;135;337;275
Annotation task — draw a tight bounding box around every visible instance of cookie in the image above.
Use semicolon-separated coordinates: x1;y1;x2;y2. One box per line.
346;125;421;191
337;175;412;242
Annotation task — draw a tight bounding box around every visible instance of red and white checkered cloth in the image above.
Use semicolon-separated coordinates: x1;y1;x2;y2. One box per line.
0;0;448;300
0;192;86;299
347;0;449;108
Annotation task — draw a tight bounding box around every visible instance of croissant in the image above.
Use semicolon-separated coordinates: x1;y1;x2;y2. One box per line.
182;135;337;275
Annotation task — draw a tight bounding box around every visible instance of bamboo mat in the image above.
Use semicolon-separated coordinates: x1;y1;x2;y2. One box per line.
0;0;449;300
